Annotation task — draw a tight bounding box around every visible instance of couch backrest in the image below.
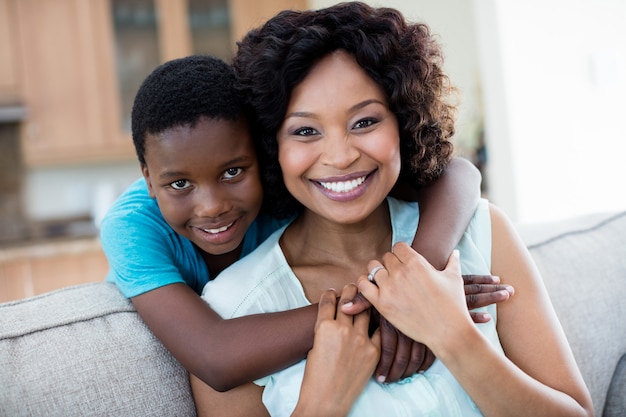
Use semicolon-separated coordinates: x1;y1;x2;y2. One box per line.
1;211;624;417
0;282;196;417
521;211;626;417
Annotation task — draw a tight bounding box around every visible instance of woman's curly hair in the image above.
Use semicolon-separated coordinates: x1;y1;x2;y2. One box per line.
234;1;457;218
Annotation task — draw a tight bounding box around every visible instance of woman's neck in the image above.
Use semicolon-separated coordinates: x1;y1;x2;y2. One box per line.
280;201;393;301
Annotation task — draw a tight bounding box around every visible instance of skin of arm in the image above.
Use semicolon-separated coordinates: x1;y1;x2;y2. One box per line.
371;156;514;381
191;285;380;417
131;284;316;392
357;205;594;417
407;156;482;270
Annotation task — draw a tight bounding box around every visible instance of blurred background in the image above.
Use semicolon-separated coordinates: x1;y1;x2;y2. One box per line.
1;0;625;301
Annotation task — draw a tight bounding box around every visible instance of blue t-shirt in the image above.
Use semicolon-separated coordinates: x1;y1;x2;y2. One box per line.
101;178;287;298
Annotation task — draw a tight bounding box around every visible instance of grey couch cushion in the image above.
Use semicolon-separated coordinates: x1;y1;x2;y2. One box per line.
603;354;626;417
521;212;626;416
0;282;196;417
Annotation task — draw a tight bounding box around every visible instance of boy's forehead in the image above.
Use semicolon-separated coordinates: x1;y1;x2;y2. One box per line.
144;117;255;163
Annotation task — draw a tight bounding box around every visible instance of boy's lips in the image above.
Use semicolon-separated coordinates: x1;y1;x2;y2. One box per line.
191;219;242;247
201;221;235;234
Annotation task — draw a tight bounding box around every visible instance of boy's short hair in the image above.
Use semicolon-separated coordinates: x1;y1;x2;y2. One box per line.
131;55;246;165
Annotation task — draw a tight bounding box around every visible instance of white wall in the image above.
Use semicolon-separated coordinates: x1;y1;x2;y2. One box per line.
475;0;626;224
25;162;139;226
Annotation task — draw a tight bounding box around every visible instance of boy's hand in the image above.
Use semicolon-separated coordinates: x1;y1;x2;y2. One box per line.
463;274;515;323
374;316;435;382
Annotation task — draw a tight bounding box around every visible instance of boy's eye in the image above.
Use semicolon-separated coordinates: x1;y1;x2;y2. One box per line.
293;126;319;136
353;118;378;129
170;179;191;190
223;167;243;180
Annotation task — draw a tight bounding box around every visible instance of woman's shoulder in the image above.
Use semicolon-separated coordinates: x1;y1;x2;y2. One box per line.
201;225;307;318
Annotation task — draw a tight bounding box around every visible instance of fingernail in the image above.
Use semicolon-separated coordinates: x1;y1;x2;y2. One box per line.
342;302;353;308
376;375;386;384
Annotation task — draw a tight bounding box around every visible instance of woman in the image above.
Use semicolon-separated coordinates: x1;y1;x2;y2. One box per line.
193;2;593;416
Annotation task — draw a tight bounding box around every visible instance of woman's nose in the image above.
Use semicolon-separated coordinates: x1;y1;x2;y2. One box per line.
319;133;360;169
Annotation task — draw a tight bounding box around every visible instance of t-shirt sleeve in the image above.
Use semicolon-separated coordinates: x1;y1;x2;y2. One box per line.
101;209;190;298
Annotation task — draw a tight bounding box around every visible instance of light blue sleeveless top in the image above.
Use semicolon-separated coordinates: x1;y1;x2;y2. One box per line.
202;197;502;417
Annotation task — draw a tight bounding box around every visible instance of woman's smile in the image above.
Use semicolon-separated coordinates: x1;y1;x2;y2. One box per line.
312;170;374;202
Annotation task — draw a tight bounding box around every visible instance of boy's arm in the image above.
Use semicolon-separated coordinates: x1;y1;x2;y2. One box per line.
408;157;482;270
131;283;316;392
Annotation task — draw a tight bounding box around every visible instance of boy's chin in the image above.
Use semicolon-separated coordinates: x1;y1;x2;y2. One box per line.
196;239;244;258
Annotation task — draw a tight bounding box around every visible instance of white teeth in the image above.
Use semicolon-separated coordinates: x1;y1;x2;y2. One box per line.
320;176;365;193
203;222;233;234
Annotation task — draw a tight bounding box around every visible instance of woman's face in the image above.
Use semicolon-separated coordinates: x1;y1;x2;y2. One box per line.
277;50;401;225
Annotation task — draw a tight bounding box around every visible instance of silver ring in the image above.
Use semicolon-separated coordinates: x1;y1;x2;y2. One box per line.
367;265;385;283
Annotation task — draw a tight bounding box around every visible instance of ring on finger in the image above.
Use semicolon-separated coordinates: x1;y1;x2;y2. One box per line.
367;265;385;283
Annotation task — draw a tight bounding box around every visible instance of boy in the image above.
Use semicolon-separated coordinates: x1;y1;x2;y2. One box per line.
101;55;511;391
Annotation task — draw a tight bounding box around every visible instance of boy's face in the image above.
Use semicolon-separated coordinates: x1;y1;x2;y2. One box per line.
142;116;263;257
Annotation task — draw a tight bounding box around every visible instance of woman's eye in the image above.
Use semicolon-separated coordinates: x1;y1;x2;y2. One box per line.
170;179;191;190
353;118;377;129
293;126;318;136
223;168;243;180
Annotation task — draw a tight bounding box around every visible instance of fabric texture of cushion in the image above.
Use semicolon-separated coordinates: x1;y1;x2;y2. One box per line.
521;211;626;416
0;282;195;417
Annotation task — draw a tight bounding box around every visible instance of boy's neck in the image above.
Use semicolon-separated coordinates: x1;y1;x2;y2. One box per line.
199;244;244;278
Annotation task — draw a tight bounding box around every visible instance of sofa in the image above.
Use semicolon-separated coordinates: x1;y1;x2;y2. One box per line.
1;211;625;417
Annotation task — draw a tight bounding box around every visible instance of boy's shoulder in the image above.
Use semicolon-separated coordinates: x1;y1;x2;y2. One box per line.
104;178;157;218
100;178;169;237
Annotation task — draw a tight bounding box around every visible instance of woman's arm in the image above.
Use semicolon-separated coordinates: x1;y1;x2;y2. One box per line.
132;284;316;391
358;207;594;417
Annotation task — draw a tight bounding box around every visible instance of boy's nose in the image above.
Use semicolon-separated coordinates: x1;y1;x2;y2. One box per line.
194;187;231;218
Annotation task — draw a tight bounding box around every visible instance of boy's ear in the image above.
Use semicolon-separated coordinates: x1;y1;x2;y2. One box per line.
141;164;156;198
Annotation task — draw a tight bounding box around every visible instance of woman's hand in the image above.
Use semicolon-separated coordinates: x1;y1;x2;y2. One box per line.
293;284;380;417
358;244;474;350
341;267;513;382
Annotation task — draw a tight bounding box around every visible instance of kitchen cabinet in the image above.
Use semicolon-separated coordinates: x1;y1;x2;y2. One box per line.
13;0;134;166
7;0;307;167
0;238;109;302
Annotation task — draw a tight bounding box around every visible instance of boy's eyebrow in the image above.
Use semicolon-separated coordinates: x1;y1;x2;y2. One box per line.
284;99;386;119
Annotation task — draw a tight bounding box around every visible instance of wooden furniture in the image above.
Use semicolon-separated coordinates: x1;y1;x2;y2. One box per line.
0;238;109;303
4;0;306;167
